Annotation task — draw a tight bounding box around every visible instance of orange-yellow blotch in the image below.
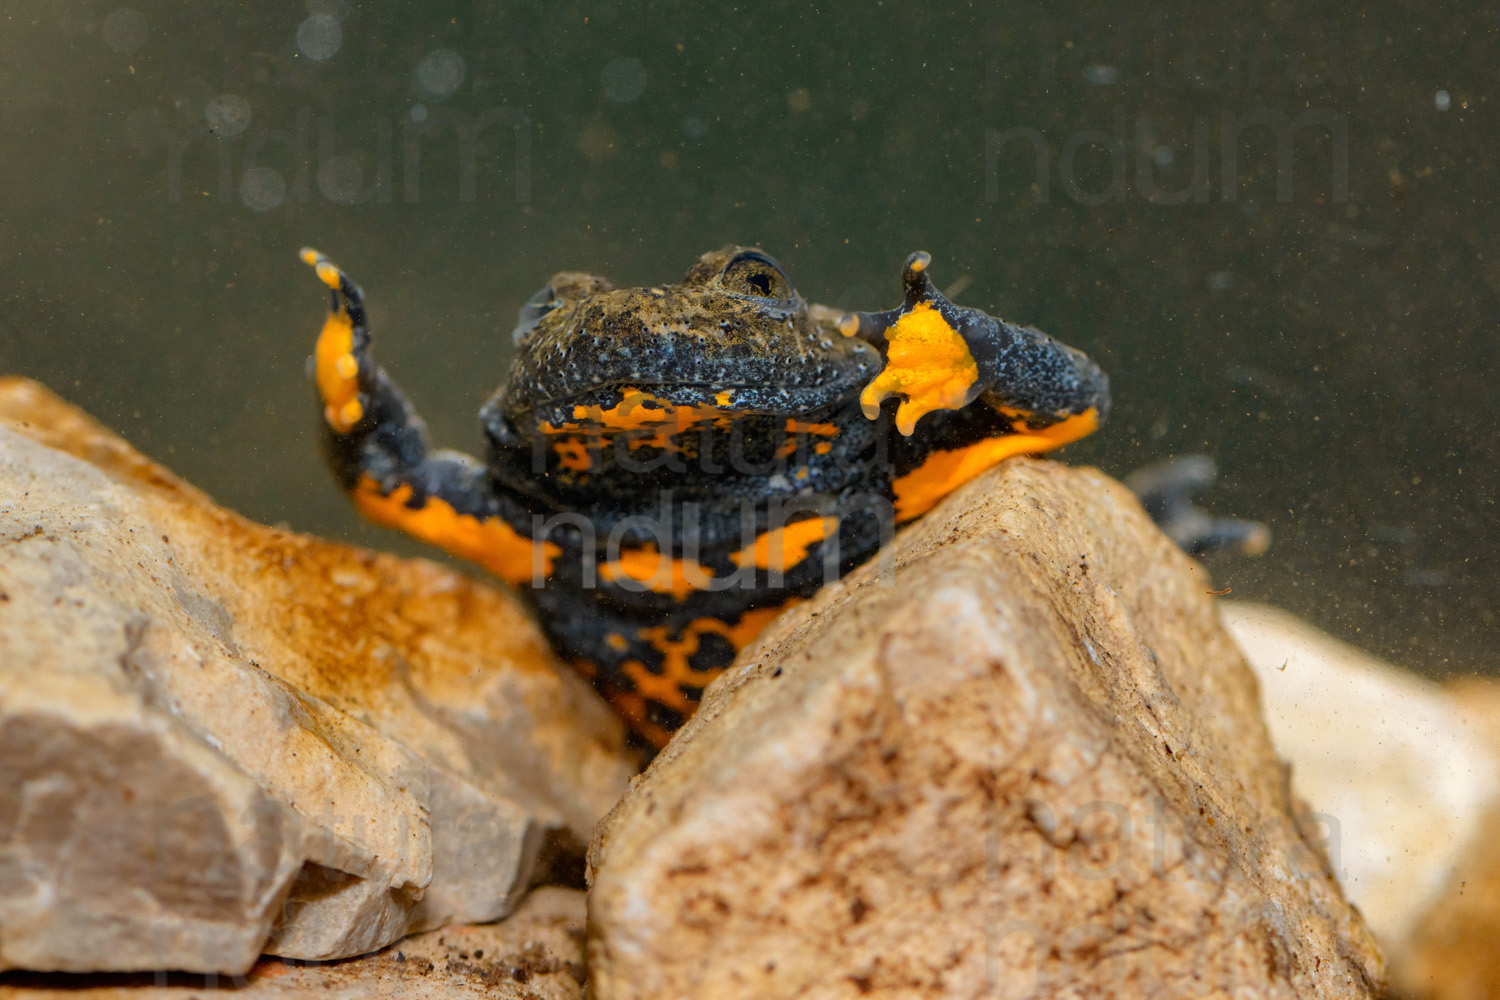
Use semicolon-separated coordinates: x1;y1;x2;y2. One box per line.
609;601;801;748
626;428;688;453
622;657;713;716
784;419;839;436
730;515;837;573
594;390;728;431
776;420;838;461
351;476;559;585
632;608;797;703
998;406;1050;431
314;307;362;434
553;438;593;471
604;689;675;751
542;388;733;440
890;408;1100;521
606;632;629;652
859;301;980;436
718;601;797;648
600;545;715;599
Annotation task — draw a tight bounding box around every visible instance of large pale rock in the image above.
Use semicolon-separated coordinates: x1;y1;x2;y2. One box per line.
0;377;634;974
587;459;1382;999
0;886;587;999
1225;605;1500;1000
1398;678;1500;1000
1222;603;1500;953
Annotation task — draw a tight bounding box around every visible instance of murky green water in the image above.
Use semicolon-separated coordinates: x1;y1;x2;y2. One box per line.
1;2;1492;679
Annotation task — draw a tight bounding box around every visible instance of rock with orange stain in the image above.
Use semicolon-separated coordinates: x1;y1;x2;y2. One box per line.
0;886;588;999
586;458;1383;1000
0;378;634;975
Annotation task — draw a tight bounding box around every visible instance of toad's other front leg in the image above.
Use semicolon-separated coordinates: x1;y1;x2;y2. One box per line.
840;252;1111;521
841;251;1110;438
301;249;555;587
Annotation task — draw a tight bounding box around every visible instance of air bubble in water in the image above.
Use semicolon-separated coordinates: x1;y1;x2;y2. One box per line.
297;14;342;61
417;49;466;97
602;57;647;104
240;167;286;212
205;94;251;137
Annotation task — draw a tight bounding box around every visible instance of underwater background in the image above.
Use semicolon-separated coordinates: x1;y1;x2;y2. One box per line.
0;1;1492;680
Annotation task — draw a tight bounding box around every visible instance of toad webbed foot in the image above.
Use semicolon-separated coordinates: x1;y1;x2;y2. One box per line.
838;252;1109;447
1125;455;1271;558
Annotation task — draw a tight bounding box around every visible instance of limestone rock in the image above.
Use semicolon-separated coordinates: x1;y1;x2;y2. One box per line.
0;886;587;999
0;377;634;974
1221;603;1500;953
1224;599;1500;995
1224;605;1500;1000
1397;677;1500;1000
587;459;1382;999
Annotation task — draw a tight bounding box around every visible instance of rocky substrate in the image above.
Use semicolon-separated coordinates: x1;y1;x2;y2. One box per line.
0;377;633;974
0;887;587;1000
585;449;1382;1000
1226;604;1500;1000
4;376;1498;998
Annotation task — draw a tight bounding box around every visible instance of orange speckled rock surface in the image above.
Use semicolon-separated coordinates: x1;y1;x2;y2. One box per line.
586;458;1383;1000
0;377;634;975
0;886;588;1000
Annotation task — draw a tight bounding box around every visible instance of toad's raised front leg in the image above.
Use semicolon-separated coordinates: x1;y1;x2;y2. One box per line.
301;248;555;586
841;251;1110;436
839;252;1111;521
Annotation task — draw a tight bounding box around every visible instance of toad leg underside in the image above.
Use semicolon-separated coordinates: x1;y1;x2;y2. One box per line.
301;248;556;587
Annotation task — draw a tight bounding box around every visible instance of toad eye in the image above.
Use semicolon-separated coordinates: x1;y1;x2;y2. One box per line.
720;251;795;302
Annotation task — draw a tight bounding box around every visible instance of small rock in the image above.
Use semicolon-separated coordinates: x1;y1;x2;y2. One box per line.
0;886;588;999
587;459;1382;999
0;377;635;974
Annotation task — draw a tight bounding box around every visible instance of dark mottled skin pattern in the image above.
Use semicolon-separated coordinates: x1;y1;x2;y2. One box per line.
309;246;1109;744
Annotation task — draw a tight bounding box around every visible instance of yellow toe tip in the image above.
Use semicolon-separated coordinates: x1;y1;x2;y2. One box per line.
339;398;365;428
